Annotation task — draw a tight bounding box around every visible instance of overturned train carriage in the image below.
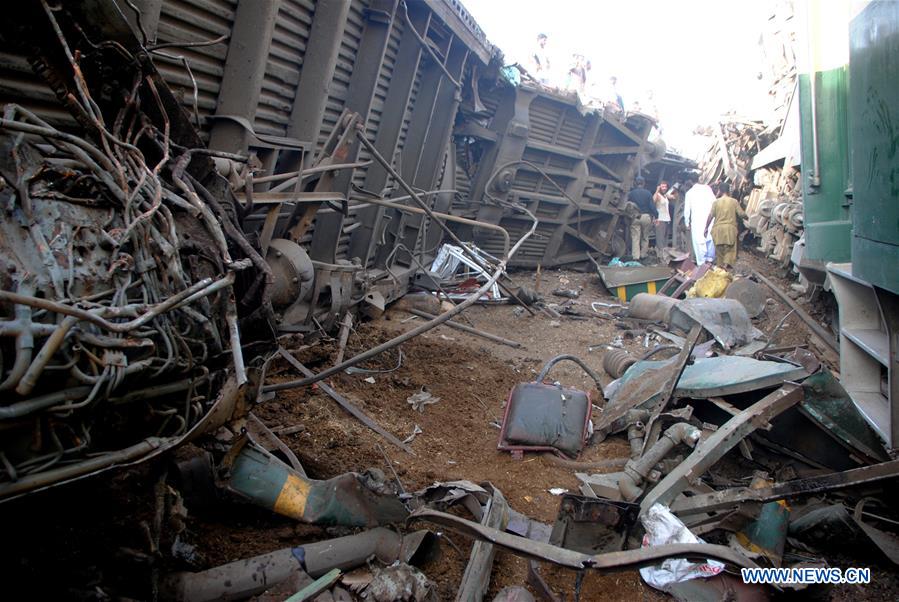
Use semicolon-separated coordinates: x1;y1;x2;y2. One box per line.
0;0;677;499
452;82;665;267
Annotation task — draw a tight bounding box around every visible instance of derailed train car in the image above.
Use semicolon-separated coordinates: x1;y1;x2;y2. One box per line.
0;0;680;500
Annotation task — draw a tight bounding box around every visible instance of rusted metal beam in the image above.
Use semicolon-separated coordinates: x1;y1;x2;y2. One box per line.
640;323;703;453
457;485;510;601
671;458;899;516
751;269;838;353
276;347;415;455
405;309;522;348
640;384;804;513
407;508;758;572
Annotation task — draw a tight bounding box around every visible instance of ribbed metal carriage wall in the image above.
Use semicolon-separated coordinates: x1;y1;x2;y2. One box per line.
144;0;496;305
453;83;656;268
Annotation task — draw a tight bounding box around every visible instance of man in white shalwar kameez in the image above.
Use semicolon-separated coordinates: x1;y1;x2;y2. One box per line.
683;179;716;264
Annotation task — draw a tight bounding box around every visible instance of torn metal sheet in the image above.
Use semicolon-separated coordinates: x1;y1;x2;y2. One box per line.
724;278;768;318
670;458;899;516
458;484;510;601
797;371;889;464
597;324;700;434
616;356;808;399
788;501;899;566
669;298;763;349
853;499;899;565
507;509;554;543
638;325;703;453
732;475;790;567
407;388;441;413
247;412;306;476
411;480;492;522
640;384;804;512
430;244;505;301
549;494;640;554
695;371;887;471
364;563;437;602
407;508;759;572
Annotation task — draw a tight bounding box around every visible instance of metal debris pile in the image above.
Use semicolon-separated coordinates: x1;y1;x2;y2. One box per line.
0;1;271;500
696;117;773;200
148;257;899;601
2;1;897;601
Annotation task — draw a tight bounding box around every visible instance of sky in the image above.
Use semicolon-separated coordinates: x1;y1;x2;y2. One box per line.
462;0;778;160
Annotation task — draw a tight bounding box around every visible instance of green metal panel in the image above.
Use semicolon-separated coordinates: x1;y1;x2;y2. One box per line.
852;236;899;295
849;0;899;295
799;68;852;263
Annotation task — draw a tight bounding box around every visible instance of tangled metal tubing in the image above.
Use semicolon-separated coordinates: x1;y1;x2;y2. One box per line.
0;1;262;500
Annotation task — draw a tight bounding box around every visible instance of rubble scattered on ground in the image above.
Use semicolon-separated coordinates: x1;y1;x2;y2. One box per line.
3;2;897;601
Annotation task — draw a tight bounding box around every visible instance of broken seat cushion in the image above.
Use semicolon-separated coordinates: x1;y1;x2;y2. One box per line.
499;382;591;458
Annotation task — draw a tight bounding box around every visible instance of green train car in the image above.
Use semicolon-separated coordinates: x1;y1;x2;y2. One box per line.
799;0;899;447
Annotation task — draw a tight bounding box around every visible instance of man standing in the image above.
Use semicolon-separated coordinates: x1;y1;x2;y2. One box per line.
683;177;716;264
566;54;591;95
609;76;625;111
704;181;747;268
665;181;683;248
653;180;671;249
626;176;657;261
532;34;551;85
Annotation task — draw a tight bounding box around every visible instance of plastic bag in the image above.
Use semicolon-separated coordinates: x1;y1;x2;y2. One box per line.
609;257;643;267
687;266;732;298
639;503;724;590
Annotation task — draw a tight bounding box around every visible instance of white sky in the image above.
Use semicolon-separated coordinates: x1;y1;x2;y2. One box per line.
462;0;777;159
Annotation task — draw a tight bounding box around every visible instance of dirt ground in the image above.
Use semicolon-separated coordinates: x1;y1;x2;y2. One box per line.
3;248;895;601
220;249;880;600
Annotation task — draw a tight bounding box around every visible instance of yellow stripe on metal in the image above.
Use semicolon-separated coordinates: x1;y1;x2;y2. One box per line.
273;473;312;519
617;286;627;302
648;280;657;294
